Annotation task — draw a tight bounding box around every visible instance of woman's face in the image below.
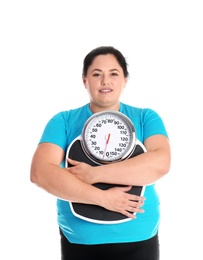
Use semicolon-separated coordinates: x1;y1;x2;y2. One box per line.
83;54;128;113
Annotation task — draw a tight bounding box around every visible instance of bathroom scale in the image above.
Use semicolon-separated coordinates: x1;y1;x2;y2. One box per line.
66;111;146;224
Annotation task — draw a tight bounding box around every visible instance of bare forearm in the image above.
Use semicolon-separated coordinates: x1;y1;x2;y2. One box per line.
31;162;104;205
30;143;147;219
30;162;145;219
95;150;170;186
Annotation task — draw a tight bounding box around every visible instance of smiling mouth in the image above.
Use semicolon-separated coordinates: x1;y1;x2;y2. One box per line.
99;88;112;93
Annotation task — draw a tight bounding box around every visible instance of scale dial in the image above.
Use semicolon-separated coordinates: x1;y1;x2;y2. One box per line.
81;111;136;163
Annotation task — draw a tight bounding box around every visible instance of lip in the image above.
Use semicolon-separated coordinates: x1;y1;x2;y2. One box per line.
99;88;113;93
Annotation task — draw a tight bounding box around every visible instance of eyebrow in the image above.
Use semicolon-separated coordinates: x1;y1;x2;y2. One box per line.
90;68;120;73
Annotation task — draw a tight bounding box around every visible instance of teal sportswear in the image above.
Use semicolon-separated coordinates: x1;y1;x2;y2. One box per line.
39;102;168;245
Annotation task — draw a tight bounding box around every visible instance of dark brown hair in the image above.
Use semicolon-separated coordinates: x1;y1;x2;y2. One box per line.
82;46;129;78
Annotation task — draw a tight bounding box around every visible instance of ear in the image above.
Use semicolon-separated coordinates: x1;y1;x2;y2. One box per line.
124;77;128;87
82;76;87;88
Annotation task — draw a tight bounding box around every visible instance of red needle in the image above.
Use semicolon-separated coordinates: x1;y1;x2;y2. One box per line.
103;133;111;158
106;133;111;144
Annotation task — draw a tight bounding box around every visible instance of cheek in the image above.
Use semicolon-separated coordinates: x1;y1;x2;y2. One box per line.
88;79;100;89
115;80;126;89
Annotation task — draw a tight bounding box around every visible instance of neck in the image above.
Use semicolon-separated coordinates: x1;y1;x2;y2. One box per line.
89;102;120;113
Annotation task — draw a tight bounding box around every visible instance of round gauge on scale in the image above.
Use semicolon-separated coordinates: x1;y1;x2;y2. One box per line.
81;110;136;164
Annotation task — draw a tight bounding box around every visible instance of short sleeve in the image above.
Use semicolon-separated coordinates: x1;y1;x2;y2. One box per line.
141;109;169;141
39;112;68;151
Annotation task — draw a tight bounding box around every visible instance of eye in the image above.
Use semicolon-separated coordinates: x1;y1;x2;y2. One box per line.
92;73;102;77
111;72;119;76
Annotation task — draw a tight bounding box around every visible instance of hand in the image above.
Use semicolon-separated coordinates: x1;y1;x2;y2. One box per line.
102;185;145;219
67;158;96;184
67;158;146;219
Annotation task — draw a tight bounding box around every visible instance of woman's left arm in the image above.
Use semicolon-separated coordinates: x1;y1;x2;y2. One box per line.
68;134;171;186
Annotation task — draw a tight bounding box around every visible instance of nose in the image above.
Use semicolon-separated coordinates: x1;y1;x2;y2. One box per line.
101;75;109;86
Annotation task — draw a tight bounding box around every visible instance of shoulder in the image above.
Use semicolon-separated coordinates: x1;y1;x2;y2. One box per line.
120;102;155;119
50;103;90;122
120;102;168;139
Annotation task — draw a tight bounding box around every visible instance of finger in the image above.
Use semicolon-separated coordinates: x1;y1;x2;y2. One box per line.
122;210;136;219
128;194;146;202
124;206;144;218
67;158;80;165
126;201;145;215
131;205;145;213
117;186;146;202
118;185;132;192
129;199;145;209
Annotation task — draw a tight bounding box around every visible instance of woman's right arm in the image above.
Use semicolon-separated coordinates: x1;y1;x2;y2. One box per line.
30;143;145;218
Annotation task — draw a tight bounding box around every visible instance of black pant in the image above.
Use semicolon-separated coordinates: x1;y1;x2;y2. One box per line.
60;229;159;260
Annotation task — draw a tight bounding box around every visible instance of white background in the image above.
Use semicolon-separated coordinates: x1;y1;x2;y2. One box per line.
1;1;202;259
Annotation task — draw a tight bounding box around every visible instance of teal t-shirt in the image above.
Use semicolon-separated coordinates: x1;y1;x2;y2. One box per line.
39;102;168;245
